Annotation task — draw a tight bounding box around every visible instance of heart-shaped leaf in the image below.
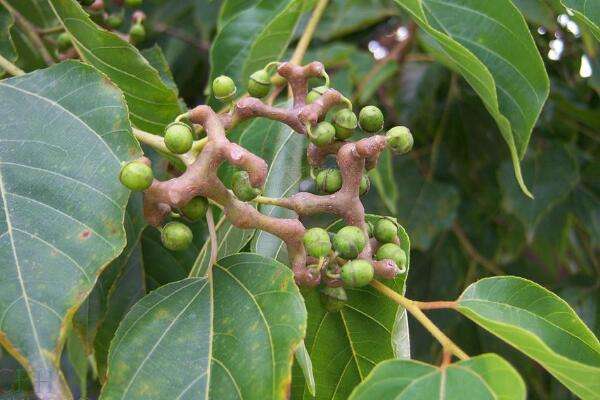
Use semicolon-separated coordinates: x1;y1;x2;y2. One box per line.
393;0;550;196
0;61;139;399
348;353;526;399
562;0;600;40
457;276;600;399
101;253;307;400
209;0;304;104
292;216;411;400
48;0;181;134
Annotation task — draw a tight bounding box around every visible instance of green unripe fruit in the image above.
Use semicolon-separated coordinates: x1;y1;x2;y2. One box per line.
57;33;72;52
161;222;193;251
271;73;286;87
129;23;146;44
232;170;261;201
332;109;358;140
341;260;374;287
180;196;208;221
366;221;374;237
321;286;348;312
374;218;398;244
119;161;153;191
303;227;332;258
125;0;143;7
164;122;193;154
212;75;236;102
333;226;367;259
310;121;336;147
248;69;271;98
106;13;124;29
306;85;328;104
386;126;413;154
375;243;407;272
315;169;342;194
359;174;370;196
359;105;384;133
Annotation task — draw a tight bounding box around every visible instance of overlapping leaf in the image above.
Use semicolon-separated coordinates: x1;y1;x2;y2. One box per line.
457;276;600;399
48;0;181;134
0;61;139;399
101;253;307;400
349;353;526;399
562;0;600;40
394;0;550;196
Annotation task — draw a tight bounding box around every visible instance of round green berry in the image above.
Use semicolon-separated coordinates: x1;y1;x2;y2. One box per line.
161;222;193;251
375;243;407;272
359;174;370;196
303;227;332;258
271;73;286;87
106;13;124;29
366;221;374;237
164;122;193;154
306;85;328;104
125;0;143;7
333;226;367;259
57;33;72;52
248;69;271;98
119;161;153;191
359;105;384;133
180;196;208;221
232;170;261;201
315;169;342;194
386;126;413;154
212;75;236;102
332;109;357;140
129;23;146;44
320;286;347;312
374;218;398;244
310;121;335;147
341;260;374;287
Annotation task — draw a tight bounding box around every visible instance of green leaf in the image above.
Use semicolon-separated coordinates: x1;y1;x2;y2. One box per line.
292;215;411;400
395;157;460;251
457;276;600;399
101;253;307;400
512;0;557;28
562;0;600;40
498;142;579;236
48;0;181;135
0;61;139;399
0;4;17;73
348;353;526;399
393;0;550;197
66;328;88;399
209;0;304;103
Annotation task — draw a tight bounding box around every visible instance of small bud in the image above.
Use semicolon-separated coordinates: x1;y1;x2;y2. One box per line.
119;161;153;191
129;23;146;44
374;218;398;244
359;174;370;196
333;226;367;259
375;243;407;273
303;227;332;258
212;75;237;102
306;85;328;104
386;126;413;154
315;169;342;194
332;109;358;140
309;121;336;147
248;69;271;98
161;222;193;251
164;122;193;154
359;105;384;133
106;13;124;29
57;33;72;52
341;260;374;287
232;170;261;201
180;196;208;221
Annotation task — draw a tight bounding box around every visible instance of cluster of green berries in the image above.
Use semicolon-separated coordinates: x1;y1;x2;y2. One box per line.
75;0;146;46
303;217;407;310
212;65;280;103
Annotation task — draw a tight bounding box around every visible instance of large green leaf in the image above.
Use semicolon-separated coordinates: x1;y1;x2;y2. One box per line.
0;61;139;399
457;276;600;399
292;216;411;400
209;0;303;103
498;142;579;236
562;0;600;40
48;0;181;135
101;253;307;400
348;353;526;399
394;0;550;196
